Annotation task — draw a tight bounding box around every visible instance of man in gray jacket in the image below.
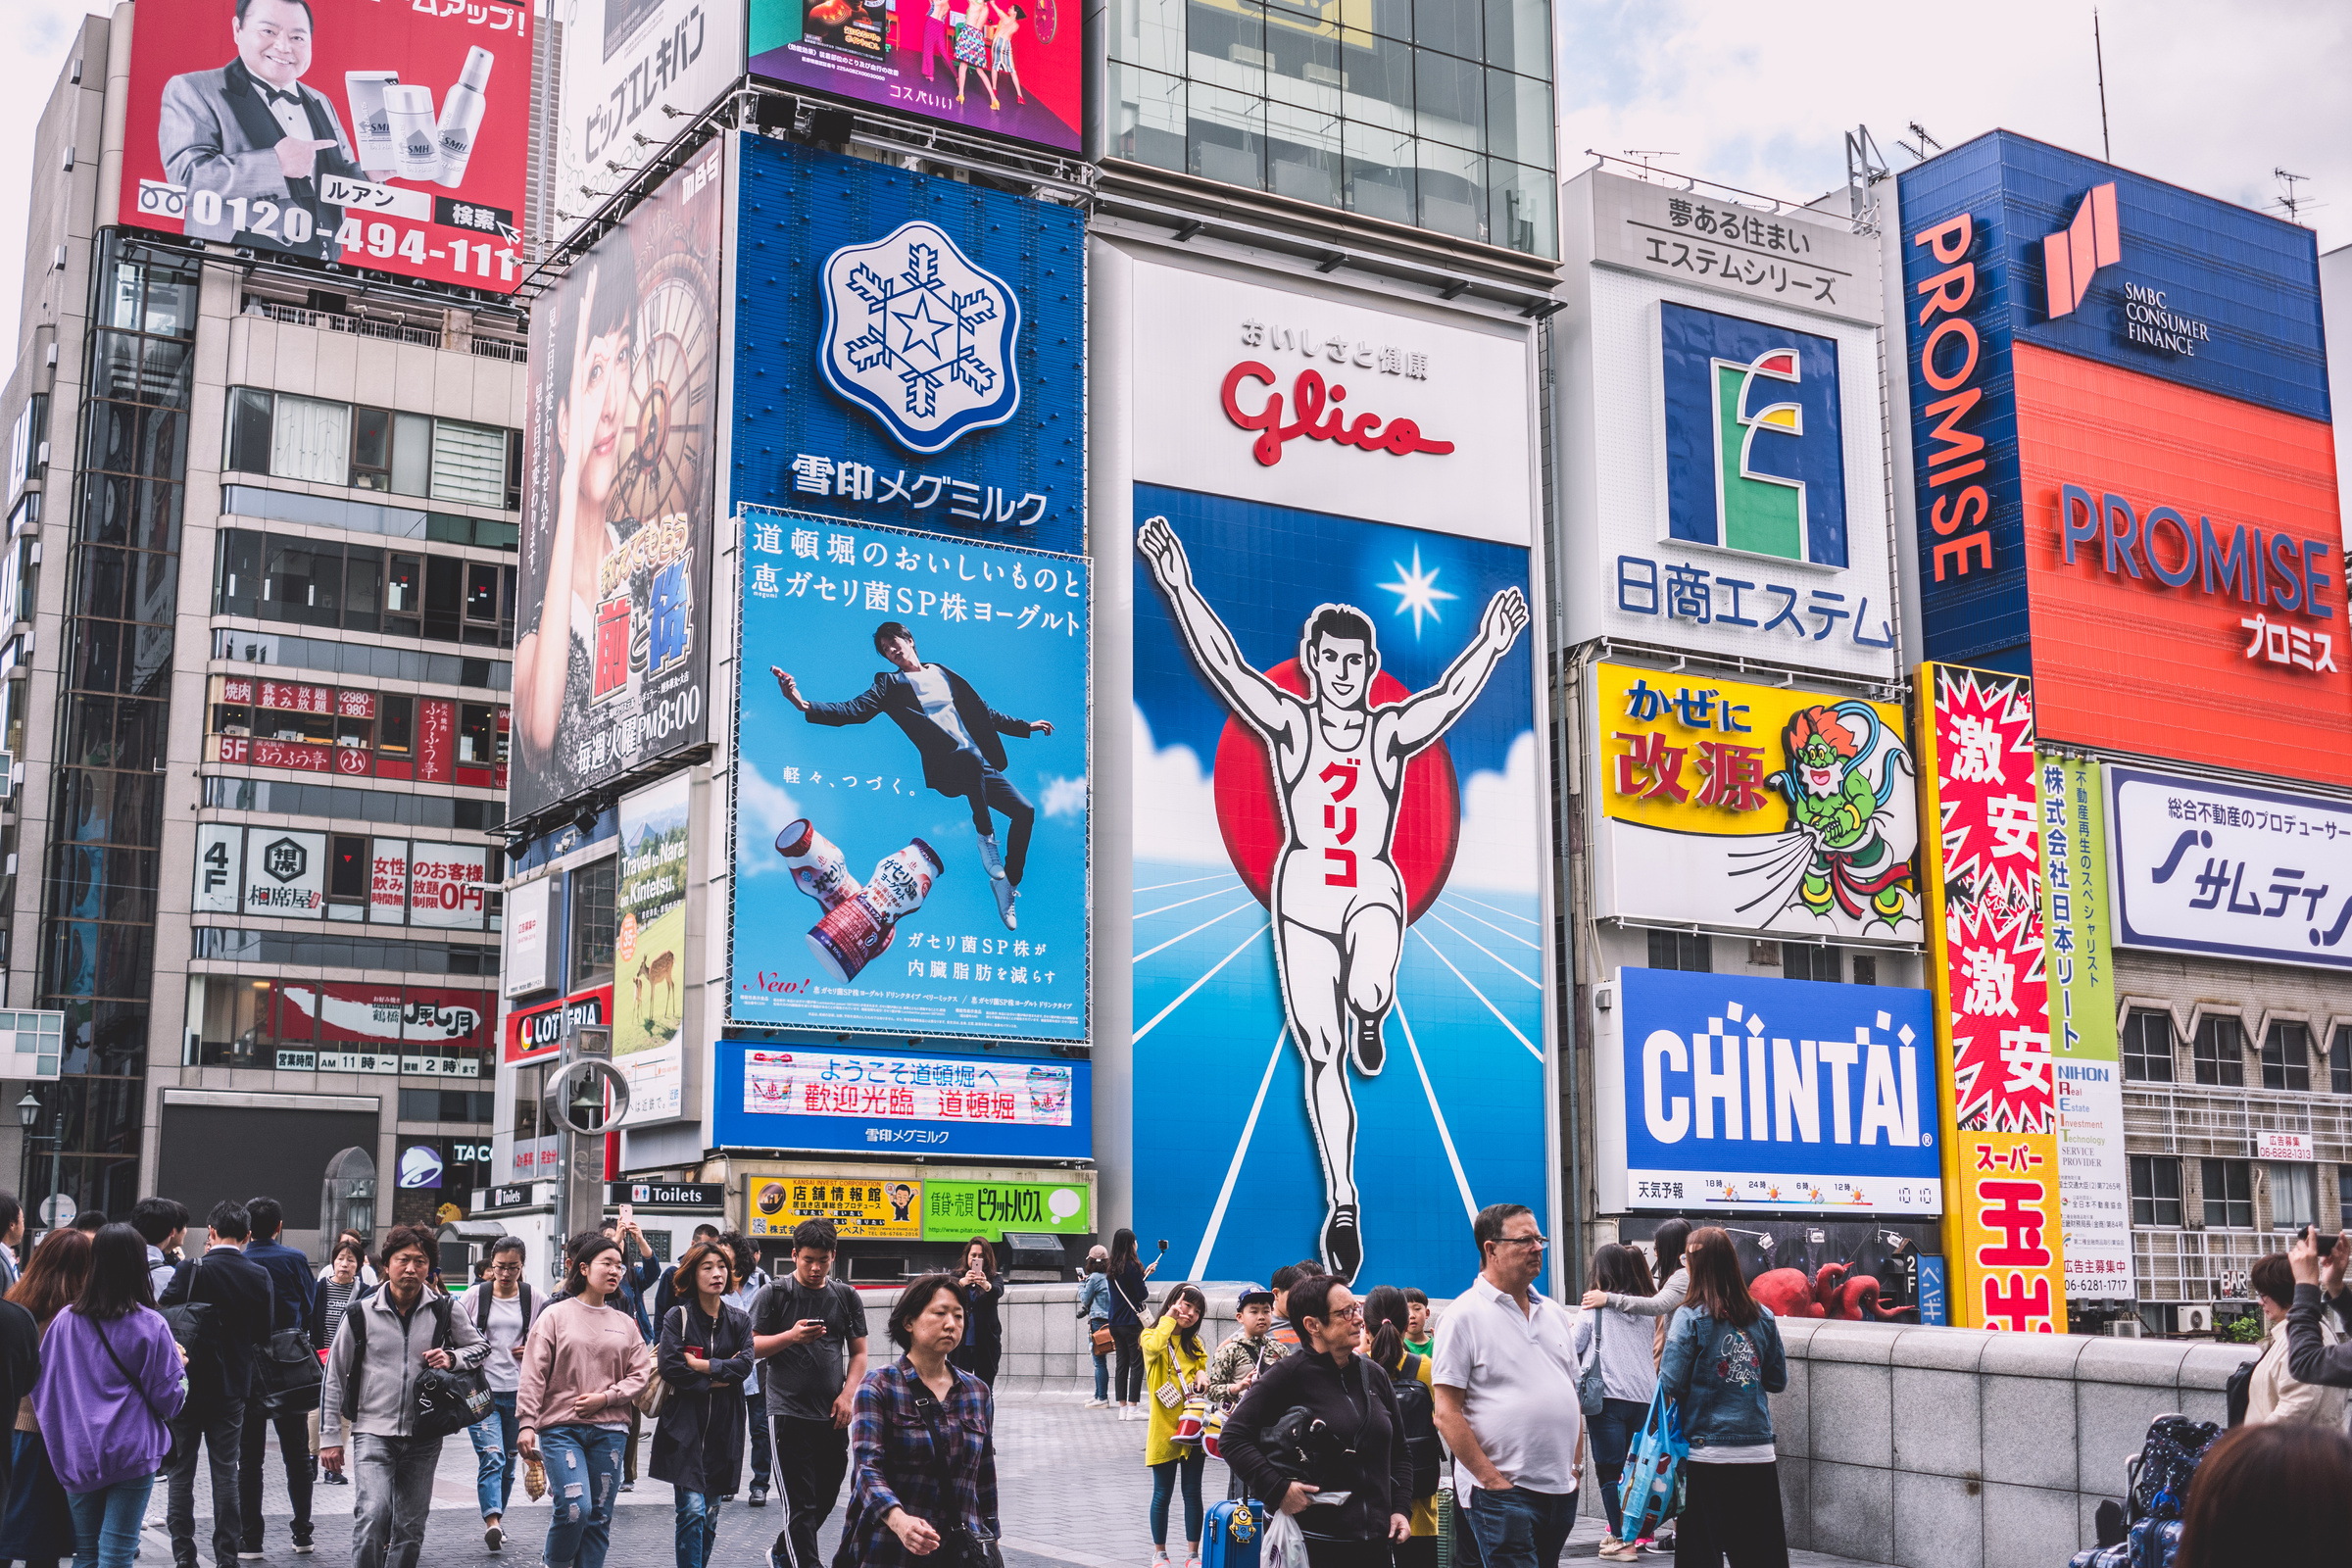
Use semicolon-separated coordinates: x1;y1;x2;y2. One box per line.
2284;1226;2352;1386
318;1226;488;1568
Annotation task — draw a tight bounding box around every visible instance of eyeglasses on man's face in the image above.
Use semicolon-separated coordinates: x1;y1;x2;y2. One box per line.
1494;1233;1548;1250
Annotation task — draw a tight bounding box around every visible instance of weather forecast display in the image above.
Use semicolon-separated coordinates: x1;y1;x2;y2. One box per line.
1129;486;1547;1293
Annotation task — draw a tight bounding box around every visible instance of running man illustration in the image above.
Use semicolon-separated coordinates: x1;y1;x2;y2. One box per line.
1137;515;1529;1281
773;619;1054;930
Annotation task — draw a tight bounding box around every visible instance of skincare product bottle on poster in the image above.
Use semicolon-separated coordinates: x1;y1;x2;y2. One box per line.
434;46;494;187
384;84;439;181
343;71;402;172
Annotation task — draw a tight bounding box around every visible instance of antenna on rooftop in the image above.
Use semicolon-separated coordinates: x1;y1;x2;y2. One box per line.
2272;169;2320;225
1894;122;1941;164
1621;150;1678;180
2093;9;2112;162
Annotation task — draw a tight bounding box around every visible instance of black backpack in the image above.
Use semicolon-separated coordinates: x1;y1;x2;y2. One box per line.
1391;1355;1441;1498
343;1296;493;1440
2224;1351;2259;1428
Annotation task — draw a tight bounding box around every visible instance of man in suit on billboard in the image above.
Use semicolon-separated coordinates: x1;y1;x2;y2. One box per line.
157;0;370;260
772;620;1055;931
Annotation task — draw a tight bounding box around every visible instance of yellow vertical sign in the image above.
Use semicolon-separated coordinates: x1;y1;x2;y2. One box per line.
1913;664;2066;1333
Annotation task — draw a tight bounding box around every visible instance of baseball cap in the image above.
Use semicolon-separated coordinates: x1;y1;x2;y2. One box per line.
1236;1282;1275;1309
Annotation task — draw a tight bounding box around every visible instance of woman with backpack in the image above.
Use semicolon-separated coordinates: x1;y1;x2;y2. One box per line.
517;1232;655;1568
652;1239;754;1568
1579;1244;1663;1561
1656;1227;1788;1568
1222;1275;1413;1568
1141;1284;1212;1568
31;1224;184;1568
1364;1286;1440;1568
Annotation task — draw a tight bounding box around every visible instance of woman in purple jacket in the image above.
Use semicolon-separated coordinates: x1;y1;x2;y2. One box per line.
32;1224;186;1568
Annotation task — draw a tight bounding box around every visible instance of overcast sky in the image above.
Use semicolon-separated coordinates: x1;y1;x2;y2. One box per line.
2;0;2347;369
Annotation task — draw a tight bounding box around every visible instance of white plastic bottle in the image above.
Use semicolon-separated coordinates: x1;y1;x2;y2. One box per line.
384;84;438;181
434;47;494;188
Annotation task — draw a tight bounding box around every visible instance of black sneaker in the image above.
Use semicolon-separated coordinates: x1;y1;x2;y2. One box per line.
1349;1007;1387;1076
484;1524;503;1553
768;1544;790;1568
749;1480;769;1507
1321;1203;1362;1283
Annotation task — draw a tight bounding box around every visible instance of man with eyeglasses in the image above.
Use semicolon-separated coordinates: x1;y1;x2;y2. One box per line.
458;1237;544;1553
1432;1202;1585;1568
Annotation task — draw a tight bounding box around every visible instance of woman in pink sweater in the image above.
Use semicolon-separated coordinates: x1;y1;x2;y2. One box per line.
517;1232;653;1568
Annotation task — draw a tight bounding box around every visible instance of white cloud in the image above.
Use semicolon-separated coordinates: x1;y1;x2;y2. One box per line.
1556;1;2352;254
1448;732;1544;894
1040;774;1088;818
1132;703;1229;864
732;761;805;878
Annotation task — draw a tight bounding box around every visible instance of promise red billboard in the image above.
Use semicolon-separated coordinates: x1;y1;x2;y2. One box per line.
119;0;534;293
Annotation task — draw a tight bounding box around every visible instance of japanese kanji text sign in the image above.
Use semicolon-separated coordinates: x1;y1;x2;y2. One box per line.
1915;663;2066;1333
715;1045;1092;1159
2109;763;2352;969
2039;754;2132;1300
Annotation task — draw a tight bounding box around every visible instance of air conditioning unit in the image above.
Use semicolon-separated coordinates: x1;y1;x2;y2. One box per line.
2105;1318;2143;1339
2181;1304;2213;1333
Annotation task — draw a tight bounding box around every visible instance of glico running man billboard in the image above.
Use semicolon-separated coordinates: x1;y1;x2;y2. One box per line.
512;140;722;819
120;0;535;291
730;514;1089;1043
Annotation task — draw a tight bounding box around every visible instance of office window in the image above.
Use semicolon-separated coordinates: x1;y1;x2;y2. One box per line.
2130;1154;2181;1228
512;1064;543;1143
1850;954;1877;987
2261;1022;2313;1092
2193;1015;2245;1087
2271;1162;2317;1230
570;858;616;986
391;412;433;497
1646;929;1709;972
1782;944;1838;983
429;420;508;508
377;694;415;758
2202;1159;2254;1229
2122;1008;2176;1083
269;394;351;485
225;388;273;473
2331;1026;2352;1095
351;406;392;491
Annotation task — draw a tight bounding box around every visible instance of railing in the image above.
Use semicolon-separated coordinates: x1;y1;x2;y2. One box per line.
242;298;444;350
469;336;527;363
2122;1082;2352;1161
2131;1225;2273;1302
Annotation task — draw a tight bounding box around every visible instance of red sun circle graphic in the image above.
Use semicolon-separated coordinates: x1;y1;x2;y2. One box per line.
1210;661;1461;924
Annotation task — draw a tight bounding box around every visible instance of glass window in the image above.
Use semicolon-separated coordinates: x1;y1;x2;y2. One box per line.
385;554;422;637
1416;140;1485;242
352;406;391;491
2202;1158;2254;1229
390;412;432;497
1488;160;1555;259
427;420;508;508
343;546;382;634
1112;0;1185;74
2262;1022;2313;1092
1414;48;1484;148
1342;121;1416;224
329;834;368;904
1479;0;1545;78
1267;99;1343;207
1266;12;1342;110
225;388;273;473
1850;954;1877;987
2130;1154;2180;1227
1485;70;1549;168
1337;0;1410;43
1190;79;1267;189
1188;0;1267;94
1111;63;1188;170
512;1063;542;1143
1782;944;1838;983
1340;27;1413;125
570;858;617;985
2123;1007;2176;1083
1646;929;1709;973
1411;0;1478;60
268;394;352;485
2270;1162;2317;1229
2193;1015;2244;1087
2333;1026;2352;1095
378;694;415;758
424;555;464;642
458;704;496;764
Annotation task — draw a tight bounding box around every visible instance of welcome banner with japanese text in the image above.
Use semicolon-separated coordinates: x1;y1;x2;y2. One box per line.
1915;663;2066;1332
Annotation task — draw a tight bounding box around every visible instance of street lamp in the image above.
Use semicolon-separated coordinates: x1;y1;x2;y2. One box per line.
16;1090;61;1234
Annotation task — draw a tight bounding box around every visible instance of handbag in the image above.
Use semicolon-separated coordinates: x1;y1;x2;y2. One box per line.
349;1297;491;1441
1112;1273;1154;1330
158;1257;216;1355
911;1384;1003;1568
1616;1386;1688;1542
1091;1325;1115;1354
1175;1394;1209;1446
259;1324;323;1416
1575;1309;1606;1418
636;1306;682;1418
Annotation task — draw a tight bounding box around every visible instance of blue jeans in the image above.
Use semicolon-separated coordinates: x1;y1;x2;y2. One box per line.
539;1425;627;1568
68;1475;155;1568
470;1392;521;1519
1588;1398;1648;1539
673;1489;721;1568
1150;1450;1205;1546
1462;1484;1578;1568
1090;1322;1109;1400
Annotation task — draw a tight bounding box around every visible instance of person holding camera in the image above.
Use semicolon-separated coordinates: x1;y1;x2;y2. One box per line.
950;1240;1004;1389
1221;1275;1413;1568
2284;1226;2352;1387
837;1275;999;1568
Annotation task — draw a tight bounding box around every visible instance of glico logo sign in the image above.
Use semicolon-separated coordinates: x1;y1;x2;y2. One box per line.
1218;316;1454;467
1660;302;1846;567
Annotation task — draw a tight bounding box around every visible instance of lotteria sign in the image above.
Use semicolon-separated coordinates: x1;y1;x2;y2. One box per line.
503;985;612;1064
1897;131;2351;784
1595;966;1942;1215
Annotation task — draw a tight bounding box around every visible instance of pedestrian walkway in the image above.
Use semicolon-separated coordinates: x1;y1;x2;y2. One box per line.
166;1391;1884;1568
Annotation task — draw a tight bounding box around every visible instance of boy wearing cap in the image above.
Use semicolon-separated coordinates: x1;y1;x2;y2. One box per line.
1206;1286;1286;1500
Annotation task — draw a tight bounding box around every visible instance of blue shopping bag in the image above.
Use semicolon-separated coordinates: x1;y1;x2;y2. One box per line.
1616;1389;1688;1541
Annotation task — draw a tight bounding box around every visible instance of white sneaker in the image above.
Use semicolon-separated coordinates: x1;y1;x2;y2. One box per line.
990;874;1017;930
1086;1397;1109;1408
977;833;1007;880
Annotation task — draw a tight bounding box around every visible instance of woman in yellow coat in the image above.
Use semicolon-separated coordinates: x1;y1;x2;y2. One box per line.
1142;1284;1212;1568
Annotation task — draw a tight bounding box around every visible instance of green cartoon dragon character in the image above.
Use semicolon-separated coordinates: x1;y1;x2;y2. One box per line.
1762;703;1917;930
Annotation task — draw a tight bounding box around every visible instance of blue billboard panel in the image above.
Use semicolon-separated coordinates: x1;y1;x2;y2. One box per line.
729;134;1084;557
712;1040;1092;1159
1129;485;1546;1294
730;514;1088;1041
1597;966;1943;1215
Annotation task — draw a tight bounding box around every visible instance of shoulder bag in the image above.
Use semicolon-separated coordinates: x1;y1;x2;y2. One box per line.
159;1256;216;1354
1575;1308;1606;1417
635;1305;681;1418
92;1312;182;1468
1112;1272;1153;1330
407;1298;494;1440
1616;1384;1688;1542
910;1381;1002;1568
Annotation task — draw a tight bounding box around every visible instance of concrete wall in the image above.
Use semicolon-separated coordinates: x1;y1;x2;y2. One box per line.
1767;1319;2246;1568
992;1281;1239;1391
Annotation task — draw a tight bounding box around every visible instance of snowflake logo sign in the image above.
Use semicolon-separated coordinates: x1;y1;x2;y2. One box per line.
819;221;1022;455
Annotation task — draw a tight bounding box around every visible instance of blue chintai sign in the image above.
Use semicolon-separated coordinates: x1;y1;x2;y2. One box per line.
712;1041;1091;1159
729;134;1085;556
1596;966;1943;1215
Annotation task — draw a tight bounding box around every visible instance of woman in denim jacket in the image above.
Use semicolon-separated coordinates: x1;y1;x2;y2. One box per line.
1656;1228;1788;1568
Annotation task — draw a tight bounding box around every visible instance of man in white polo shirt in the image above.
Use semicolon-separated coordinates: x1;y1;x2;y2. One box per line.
1433;1202;1584;1568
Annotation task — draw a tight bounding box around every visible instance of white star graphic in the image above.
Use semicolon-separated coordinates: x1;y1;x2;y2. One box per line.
1378;547;1456;637
894;294;954;359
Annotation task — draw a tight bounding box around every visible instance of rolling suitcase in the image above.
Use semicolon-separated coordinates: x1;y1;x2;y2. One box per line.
1203;1498;1263;1568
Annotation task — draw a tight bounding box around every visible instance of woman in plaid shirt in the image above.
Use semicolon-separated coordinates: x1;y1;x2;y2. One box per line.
839;1276;1000;1568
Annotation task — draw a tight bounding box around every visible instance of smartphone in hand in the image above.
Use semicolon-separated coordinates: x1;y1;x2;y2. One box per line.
619;1202;635;1230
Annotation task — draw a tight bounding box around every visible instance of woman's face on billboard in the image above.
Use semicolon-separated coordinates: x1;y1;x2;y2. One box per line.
559;262;635;513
